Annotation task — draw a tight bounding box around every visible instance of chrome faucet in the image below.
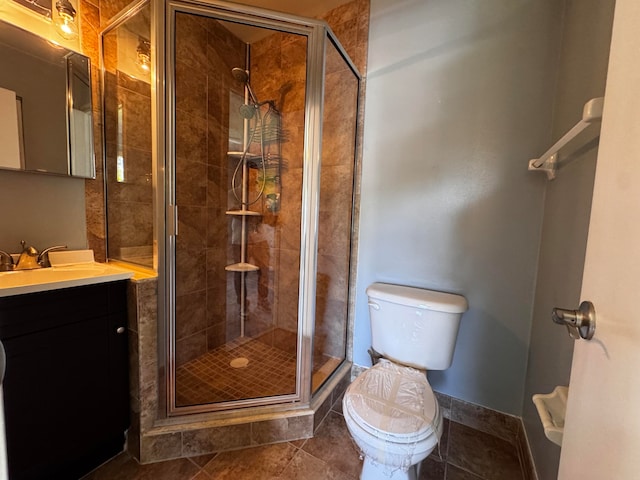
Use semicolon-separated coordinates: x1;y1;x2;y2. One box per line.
0;250;14;272
37;245;68;267
12;241;68;270
15;241;39;270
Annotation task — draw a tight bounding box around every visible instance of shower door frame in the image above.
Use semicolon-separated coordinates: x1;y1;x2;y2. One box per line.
159;0;344;416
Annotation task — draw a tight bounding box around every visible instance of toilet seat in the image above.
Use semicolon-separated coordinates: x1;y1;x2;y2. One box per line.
344;360;440;443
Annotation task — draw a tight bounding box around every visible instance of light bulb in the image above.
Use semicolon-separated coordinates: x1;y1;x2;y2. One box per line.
55;0;78;40
136;38;151;74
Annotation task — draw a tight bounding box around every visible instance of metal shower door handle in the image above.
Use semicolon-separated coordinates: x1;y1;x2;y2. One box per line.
552;301;596;340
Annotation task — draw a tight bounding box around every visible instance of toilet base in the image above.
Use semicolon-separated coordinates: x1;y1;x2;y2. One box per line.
360;456;421;480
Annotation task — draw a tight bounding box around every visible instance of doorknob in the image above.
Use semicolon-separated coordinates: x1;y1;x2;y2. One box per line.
552;301;596;340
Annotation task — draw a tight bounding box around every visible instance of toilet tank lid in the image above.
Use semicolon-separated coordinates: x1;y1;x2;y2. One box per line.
366;283;468;313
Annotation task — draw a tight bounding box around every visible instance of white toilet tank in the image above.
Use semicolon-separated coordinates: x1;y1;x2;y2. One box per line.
366;283;468;370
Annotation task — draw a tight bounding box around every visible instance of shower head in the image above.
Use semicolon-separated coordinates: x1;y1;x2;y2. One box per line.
231;67;249;84
238;103;256;119
231;66;260;106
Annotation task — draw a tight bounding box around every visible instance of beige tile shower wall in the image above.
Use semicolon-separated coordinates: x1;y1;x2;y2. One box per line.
316;0;369;360
99;0;153;265
315;43;359;360
321;0;370;366
321;0;370;75
174;13;248;366
248;31;306;345
206;18;246;351
244;0;370;354
174;13;210;366
87;0;141;262
206;18;249;350
126;275;159;461
103;70;153;260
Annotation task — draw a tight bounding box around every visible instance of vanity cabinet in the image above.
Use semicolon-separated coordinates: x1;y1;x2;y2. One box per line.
0;281;129;480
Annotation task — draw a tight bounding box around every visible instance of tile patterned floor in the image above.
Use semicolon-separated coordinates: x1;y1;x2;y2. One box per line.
176;338;297;406
176;335;343;406
83;397;527;480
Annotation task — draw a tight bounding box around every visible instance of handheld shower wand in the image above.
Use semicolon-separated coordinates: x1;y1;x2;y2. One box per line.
231;67;277;119
231;67;260;104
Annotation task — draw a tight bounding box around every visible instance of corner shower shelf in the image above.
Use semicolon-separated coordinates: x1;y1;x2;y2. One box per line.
226;209;261;216
528;97;604;180
227;151;271;169
225;262;260;272
227;151;261;160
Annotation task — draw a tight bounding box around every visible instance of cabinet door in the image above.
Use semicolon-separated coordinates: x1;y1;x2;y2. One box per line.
3;315;112;480
1;281;129;480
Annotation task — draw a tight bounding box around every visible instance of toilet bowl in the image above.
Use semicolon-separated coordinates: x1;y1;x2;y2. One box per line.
344;283;467;480
343;359;443;480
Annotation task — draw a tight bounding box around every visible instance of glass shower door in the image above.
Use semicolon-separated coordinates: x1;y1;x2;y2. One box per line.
313;35;359;392
170;8;308;410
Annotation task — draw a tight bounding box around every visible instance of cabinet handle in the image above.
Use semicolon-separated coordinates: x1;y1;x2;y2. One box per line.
116;327;125;334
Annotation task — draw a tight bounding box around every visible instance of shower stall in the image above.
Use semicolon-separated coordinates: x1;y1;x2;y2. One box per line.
101;0;361;417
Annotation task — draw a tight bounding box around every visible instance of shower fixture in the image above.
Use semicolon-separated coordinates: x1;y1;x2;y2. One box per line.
238;103;256;120
227;64;283;341
229;66;281;209
232;67;278;119
231;67;260;106
230;66;249;83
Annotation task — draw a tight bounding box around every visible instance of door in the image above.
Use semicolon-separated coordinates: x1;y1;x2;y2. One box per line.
558;0;640;477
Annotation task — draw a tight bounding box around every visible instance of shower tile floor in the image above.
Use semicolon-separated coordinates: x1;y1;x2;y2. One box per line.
83;395;529;480
176;337;297;405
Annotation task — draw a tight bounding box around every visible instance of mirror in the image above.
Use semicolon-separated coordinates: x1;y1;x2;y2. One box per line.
0;19;95;178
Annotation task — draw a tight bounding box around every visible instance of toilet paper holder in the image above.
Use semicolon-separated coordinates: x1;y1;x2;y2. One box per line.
552;301;596;340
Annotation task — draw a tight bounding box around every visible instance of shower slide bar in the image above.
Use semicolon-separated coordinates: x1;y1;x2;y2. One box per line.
528;97;604;180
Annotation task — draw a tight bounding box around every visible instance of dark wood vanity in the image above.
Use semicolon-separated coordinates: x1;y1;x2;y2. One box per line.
0;281;129;480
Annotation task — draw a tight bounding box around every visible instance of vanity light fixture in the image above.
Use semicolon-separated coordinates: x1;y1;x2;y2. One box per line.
136;37;151;73
54;0;78;40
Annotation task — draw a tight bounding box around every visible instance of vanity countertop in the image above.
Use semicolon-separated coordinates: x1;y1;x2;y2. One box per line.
0;262;134;297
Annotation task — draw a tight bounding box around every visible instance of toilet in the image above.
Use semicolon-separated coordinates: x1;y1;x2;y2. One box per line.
343;283;468;480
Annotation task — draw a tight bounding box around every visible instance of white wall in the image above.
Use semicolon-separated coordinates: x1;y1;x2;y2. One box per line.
356;0;564;414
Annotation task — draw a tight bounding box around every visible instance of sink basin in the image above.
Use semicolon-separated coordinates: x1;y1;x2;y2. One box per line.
0;263;134;297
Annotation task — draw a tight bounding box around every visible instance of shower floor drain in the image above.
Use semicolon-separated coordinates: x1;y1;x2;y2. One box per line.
230;357;249;368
